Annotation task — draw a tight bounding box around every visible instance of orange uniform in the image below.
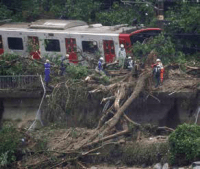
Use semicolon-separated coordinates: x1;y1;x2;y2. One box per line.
151;62;164;83
160;67;164;83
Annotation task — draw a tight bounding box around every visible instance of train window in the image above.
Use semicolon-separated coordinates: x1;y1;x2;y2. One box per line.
67;39;70;45
82;41;98;53
44;39;60;52
110;41;114;46
8;37;23;50
73;39;76;45
0;35;3;48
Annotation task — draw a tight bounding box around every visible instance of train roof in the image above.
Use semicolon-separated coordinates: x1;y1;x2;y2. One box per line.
0;19;140;35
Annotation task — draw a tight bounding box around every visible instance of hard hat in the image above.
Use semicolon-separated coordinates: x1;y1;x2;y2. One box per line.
100;57;104;61
93;41;97;45
46;59;50;63
120;44;124;48
156;58;161;62
128;56;132;59
66;54;69;58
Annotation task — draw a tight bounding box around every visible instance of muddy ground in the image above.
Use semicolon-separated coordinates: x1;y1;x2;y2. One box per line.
12;124;169;169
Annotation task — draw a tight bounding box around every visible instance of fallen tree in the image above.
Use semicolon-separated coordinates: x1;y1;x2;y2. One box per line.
27;51;163;169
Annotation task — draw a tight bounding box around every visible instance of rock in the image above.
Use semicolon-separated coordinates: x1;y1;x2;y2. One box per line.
172;167;178;169
90;167;97;169
118;139;125;144
193;166;200;169
162;163;169;169
153;163;162;169
142;163;146;168
192;161;200;169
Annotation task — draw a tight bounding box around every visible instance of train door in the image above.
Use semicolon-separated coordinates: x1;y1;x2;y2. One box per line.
0;35;4;55
28;36;40;59
103;40;115;63
65;38;78;64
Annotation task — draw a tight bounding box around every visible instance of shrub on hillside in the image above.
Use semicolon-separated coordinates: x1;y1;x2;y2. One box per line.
169;123;200;165
66;65;88;79
122;142;169;166
0;125;22;167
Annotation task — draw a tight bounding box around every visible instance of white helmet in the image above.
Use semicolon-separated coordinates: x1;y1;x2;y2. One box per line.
46;59;50;63
100;57;104;61
120;44;124;48
128;56;132;59
156;58;161;62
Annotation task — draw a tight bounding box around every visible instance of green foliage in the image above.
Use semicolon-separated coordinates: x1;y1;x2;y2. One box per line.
132;33;185;65
0;125;22;167
122;142;169;165
164;2;200;56
96;2;154;26
0;3;12;20
66;65;88;79
64;0;100;22
0;53;43;75
1;0;155;27
169;123;200;165
99;75;110;85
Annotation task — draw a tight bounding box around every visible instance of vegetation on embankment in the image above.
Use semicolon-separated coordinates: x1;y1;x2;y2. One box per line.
169;123;200;166
0;124;22;167
2;123;200;168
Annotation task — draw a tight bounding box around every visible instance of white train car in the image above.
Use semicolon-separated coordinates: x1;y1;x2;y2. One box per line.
0;19;161;63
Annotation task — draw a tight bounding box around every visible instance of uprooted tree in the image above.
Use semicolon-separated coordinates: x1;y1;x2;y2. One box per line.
2;34;200;168
29;50;176;169
29;34;200;168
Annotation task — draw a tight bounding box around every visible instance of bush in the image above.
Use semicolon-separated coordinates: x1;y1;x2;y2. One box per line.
0;125;22;167
122;142;169;166
132;33;186;65
169;123;200;165
66;65;88;79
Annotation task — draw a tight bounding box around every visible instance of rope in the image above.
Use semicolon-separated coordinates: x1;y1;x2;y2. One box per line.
28;75;45;131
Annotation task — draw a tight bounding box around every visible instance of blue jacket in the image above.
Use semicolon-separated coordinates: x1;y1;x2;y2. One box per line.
98;60;103;71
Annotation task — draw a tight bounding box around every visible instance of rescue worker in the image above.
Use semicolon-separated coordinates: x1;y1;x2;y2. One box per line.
44;59;51;87
159;60;164;84
134;60;139;78
117;44;126;69
152;58;164;88
95;57;105;75
60;54;69;76
127;56;134;70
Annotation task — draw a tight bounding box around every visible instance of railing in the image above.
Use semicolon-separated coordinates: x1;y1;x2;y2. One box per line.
0;75;41;89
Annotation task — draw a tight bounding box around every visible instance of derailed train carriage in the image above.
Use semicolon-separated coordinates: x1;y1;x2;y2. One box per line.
0;19;161;63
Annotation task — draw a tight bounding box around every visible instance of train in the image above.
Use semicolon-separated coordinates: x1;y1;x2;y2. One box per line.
0;19;161;63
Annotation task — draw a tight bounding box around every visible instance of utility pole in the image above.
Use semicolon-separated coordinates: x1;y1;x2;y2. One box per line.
157;0;164;29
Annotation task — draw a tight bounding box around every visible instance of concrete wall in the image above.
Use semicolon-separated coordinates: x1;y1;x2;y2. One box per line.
126;92;198;128
0;92;199;129
2;98;40;122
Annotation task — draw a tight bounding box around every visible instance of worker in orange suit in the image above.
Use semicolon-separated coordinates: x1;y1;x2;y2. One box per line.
160;60;164;84
152;58;164;87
